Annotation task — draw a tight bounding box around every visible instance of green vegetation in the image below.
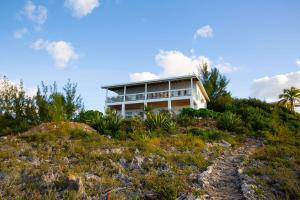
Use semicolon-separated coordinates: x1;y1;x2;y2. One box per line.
278;86;300;112
1;69;300;199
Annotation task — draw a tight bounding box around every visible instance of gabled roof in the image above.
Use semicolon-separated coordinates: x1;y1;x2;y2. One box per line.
101;74;210;101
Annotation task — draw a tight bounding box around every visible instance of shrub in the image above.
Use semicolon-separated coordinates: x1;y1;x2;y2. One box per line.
120;117;144;134
69;129;91;140
189;128;225;141
180;108;220;119
145;112;175;133
217;111;244;133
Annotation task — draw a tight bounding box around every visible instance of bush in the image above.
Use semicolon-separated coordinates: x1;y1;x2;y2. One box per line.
217;111;244;133
189;128;225;141
145;112;176;133
180;108;220;119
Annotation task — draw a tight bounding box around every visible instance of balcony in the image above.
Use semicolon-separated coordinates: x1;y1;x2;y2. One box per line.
106;88;192;103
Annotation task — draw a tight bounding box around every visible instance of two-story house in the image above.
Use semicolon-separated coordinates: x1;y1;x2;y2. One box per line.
101;74;209;118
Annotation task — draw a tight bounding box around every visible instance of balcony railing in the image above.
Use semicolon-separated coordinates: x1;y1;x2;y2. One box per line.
106;88;192;103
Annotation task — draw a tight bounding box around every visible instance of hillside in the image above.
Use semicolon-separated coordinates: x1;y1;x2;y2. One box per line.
0;121;249;200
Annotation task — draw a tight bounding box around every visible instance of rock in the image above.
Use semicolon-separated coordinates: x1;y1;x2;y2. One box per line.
85;173;101;182
0;172;6;180
63;157;69;164
84;173;101;189
130;155;144;170
217;140;231;148
66;174;85;194
241;182;257;200
119;157;128;168
110;148;123;154
0;136;8;140
159;163;171;172
41;169;59;188
115;171;132;186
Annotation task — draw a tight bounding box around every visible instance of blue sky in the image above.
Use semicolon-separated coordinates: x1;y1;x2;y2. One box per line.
1;0;300;110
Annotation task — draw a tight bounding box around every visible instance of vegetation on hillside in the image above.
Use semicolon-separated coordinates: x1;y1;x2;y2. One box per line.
0;68;299;199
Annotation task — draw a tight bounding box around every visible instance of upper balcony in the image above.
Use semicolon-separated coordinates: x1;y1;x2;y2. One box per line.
106;88;192;103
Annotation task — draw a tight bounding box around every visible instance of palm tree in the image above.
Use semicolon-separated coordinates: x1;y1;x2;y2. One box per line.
278;87;300;111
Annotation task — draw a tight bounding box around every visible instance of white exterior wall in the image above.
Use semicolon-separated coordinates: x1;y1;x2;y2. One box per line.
105;77;209;117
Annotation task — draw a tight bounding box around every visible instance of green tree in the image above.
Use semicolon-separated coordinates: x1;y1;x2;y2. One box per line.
199;63;230;103
0;76;38;135
278;86;300;112
63;80;83;120
36;82;51;122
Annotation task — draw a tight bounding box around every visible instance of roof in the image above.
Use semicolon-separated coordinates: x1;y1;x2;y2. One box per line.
101;73;210;101
102;74;197;88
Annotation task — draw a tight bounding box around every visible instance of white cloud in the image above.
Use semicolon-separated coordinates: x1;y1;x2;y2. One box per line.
296;59;300;67
130;50;211;81
13;28;29;39
215;57;239;73
31;39;78;69
251;71;300;102
129;50;238;82
130;72;159;82
194;25;213;39
155;50;211;77
65;0;100;18
23;1;47;30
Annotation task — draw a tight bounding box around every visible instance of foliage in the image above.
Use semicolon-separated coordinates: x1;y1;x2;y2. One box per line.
246;111;300;199
199;63;231;104
36;81;83;123
217;111;244;133
189;128;231;142
144;112;176;133
180;108;220;119
0;77;38;135
278;86;300;112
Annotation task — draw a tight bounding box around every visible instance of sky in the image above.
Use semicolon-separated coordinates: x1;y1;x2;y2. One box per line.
1;0;300;111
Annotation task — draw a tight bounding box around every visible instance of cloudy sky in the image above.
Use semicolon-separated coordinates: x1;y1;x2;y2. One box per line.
1;0;300;110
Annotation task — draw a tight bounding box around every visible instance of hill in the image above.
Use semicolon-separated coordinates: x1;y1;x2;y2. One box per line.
0;121;241;199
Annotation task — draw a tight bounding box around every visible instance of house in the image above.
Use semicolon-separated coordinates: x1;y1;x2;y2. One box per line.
101;74;210;118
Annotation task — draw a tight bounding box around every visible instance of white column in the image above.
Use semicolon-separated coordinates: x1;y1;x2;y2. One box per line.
122;86;126;117
144;83;147;119
168;80;171;111
190;78;194;108
104;89;108;111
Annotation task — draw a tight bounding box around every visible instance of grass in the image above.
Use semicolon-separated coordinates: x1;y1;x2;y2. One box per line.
0;122;221;199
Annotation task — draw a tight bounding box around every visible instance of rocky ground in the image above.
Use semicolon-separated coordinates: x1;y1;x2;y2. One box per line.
196;138;263;200
0;122;267;200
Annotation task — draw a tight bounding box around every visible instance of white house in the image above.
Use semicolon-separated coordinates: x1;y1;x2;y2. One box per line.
101;74;210;118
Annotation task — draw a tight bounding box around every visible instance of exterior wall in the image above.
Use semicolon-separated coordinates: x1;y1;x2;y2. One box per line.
105;77;208;117
147;82;168;92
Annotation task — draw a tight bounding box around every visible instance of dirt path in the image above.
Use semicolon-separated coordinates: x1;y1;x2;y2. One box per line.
199;138;260;200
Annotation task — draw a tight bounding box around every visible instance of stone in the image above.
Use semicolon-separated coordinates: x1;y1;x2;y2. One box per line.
218;140;231;148
115;171;132;186
0;172;6;180
130;155;144;170
110;148;123;154
119;157;128;168
66;174;85;194
0;136;8;140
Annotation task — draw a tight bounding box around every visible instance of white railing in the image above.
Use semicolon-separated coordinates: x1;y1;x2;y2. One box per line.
106;95;124;103
106;88;192;103
171;88;192;97
126;93;145;101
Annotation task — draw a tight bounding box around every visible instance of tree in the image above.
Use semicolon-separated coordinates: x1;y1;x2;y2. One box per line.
63;80;83;120
278;86;300;112
0;76;38;135
199;63;231;104
36;82;51;122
